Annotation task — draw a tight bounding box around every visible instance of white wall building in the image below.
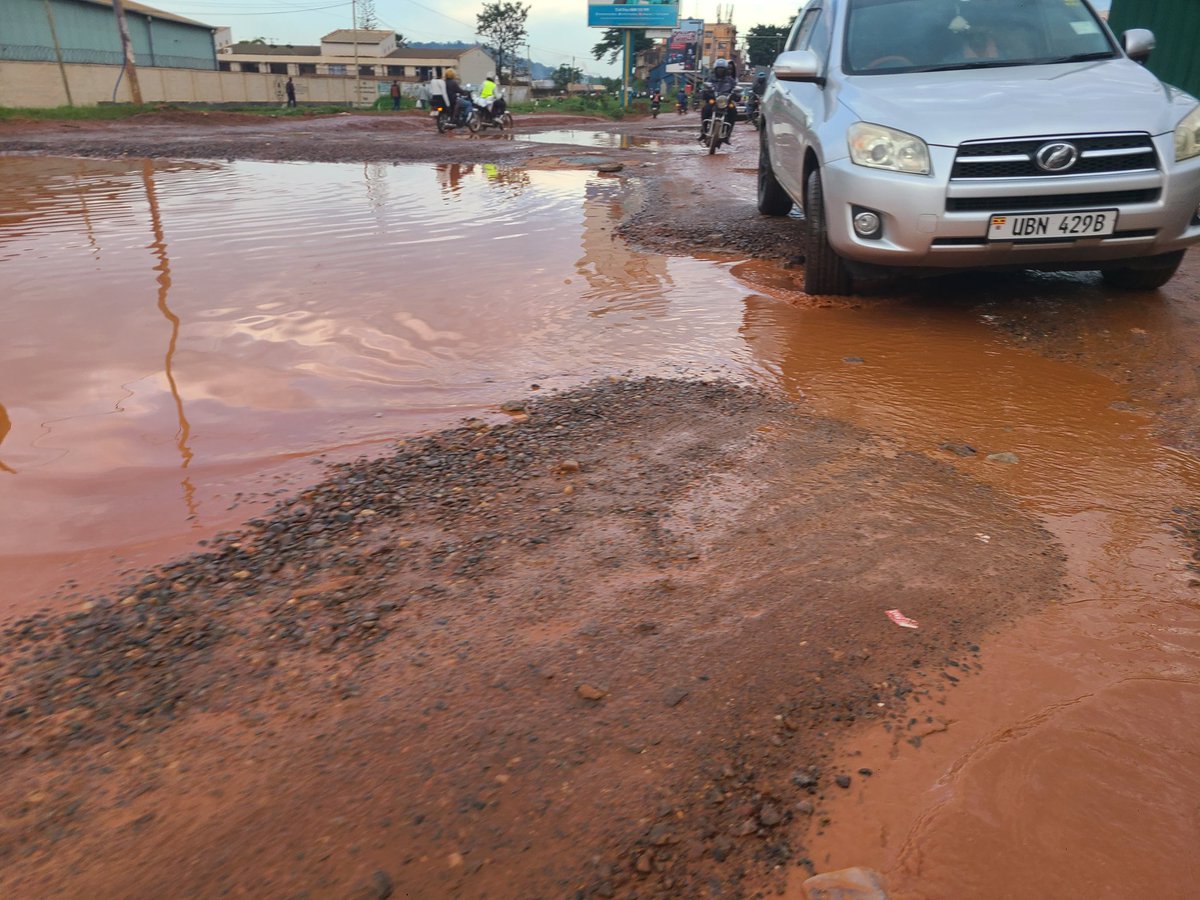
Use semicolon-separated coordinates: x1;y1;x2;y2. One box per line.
219;31;494;87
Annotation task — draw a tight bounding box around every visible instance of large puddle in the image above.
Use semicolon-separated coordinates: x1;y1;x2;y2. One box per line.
0;157;750;609
3;155;1200;894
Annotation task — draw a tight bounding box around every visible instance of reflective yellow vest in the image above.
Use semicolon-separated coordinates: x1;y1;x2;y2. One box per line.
481;80;496;99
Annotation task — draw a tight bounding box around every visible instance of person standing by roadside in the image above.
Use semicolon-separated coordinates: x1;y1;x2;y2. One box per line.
417;81;431;111
390;80;401;111
285;77;297;108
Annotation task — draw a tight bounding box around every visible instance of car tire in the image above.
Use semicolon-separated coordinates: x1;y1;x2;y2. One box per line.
804;169;853;296
1101;250;1185;290
757;128;793;217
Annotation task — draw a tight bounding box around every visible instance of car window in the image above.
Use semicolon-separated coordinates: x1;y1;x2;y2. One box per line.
842;0;1116;75
788;6;822;52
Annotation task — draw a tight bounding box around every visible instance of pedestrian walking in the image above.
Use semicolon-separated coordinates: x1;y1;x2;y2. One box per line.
417;81;431;111
285;77;297;108
390;80;401;111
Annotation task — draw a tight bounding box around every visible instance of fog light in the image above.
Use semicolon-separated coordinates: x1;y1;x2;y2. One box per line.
853;209;882;239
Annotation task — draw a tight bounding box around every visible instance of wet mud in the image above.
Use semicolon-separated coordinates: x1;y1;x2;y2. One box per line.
4;111;1200;898
0;378;1062;898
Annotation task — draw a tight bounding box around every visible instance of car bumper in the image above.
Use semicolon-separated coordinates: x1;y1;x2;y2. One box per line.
818;138;1200;271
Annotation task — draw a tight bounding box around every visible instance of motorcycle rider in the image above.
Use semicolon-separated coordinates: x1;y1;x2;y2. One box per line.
698;58;740;144
753;69;768;99
650;90;661;117
445;68;469;124
479;73;496;108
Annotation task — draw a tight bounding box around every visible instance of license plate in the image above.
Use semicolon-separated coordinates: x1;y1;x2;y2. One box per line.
988;209;1118;241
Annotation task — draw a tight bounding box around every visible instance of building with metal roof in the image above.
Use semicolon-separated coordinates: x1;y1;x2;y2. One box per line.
1;0;217;70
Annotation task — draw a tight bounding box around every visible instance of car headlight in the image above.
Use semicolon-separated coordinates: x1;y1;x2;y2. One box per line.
1176;105;1200;162
848;123;931;175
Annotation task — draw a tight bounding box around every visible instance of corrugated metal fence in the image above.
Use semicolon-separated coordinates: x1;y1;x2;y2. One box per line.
1108;0;1200;98
0;44;211;70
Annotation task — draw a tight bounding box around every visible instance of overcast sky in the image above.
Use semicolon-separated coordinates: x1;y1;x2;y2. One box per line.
147;0;811;76
148;0;1114;76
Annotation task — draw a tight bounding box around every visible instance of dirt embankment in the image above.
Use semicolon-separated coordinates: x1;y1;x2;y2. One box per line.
0;378;1063;898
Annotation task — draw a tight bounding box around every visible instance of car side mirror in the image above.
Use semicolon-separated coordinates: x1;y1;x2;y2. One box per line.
1123;28;1155;64
772;50;823;84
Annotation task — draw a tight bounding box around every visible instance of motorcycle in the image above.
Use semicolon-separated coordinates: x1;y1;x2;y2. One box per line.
676;97;687;115
650;95;661;118
434;92;477;133
469;94;514;132
699;93;736;155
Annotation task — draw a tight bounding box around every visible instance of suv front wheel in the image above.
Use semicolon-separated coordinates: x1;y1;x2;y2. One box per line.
804;169;853;295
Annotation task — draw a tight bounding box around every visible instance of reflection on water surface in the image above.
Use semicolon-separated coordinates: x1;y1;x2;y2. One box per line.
0;156;749;578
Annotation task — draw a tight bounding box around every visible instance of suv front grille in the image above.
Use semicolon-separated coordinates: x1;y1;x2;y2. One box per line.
951;134;1158;180
946;189;1160;213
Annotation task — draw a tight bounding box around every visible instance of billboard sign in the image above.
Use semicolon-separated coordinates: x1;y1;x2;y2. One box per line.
587;0;680;29
664;17;703;72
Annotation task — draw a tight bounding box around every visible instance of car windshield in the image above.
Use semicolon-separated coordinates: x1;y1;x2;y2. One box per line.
843;0;1116;74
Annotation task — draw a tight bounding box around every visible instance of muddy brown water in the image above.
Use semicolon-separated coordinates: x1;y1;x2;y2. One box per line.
0;156;748;612
3;154;1199;896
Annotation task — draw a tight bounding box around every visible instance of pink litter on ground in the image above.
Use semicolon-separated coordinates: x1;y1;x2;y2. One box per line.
886;609;919;629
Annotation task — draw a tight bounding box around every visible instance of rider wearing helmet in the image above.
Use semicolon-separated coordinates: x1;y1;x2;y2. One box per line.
699;58;740;144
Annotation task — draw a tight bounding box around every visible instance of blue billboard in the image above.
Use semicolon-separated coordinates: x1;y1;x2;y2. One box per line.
588;0;680;29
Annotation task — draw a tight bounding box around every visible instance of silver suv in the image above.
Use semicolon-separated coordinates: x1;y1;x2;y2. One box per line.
758;0;1200;294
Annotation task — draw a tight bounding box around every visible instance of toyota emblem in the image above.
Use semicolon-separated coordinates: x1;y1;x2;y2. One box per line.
1035;141;1079;172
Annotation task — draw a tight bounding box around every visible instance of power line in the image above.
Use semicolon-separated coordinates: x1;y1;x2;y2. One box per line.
175;1;352;15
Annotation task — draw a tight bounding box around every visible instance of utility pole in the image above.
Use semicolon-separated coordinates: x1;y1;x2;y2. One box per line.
42;0;73;106
351;0;361;108
112;0;144;105
622;30;631;108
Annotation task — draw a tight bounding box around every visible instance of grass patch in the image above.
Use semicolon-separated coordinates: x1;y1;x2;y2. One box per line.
0;104;147;121
0;102;358;121
507;96;650;120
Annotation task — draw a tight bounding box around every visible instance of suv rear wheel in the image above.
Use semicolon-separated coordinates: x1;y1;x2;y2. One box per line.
1101;250;1185;290
757;128;793;216
804;169;853;295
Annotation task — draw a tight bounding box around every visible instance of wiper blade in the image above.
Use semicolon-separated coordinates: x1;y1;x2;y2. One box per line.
1040;51;1116;64
905;59;1034;73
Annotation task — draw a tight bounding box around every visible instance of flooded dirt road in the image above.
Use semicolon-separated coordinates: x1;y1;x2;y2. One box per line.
2;112;1200;898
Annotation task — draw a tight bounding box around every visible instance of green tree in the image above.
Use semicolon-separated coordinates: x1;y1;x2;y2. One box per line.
591;28;653;66
745;22;792;68
357;0;378;30
553;64;583;90
477;1;530;85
